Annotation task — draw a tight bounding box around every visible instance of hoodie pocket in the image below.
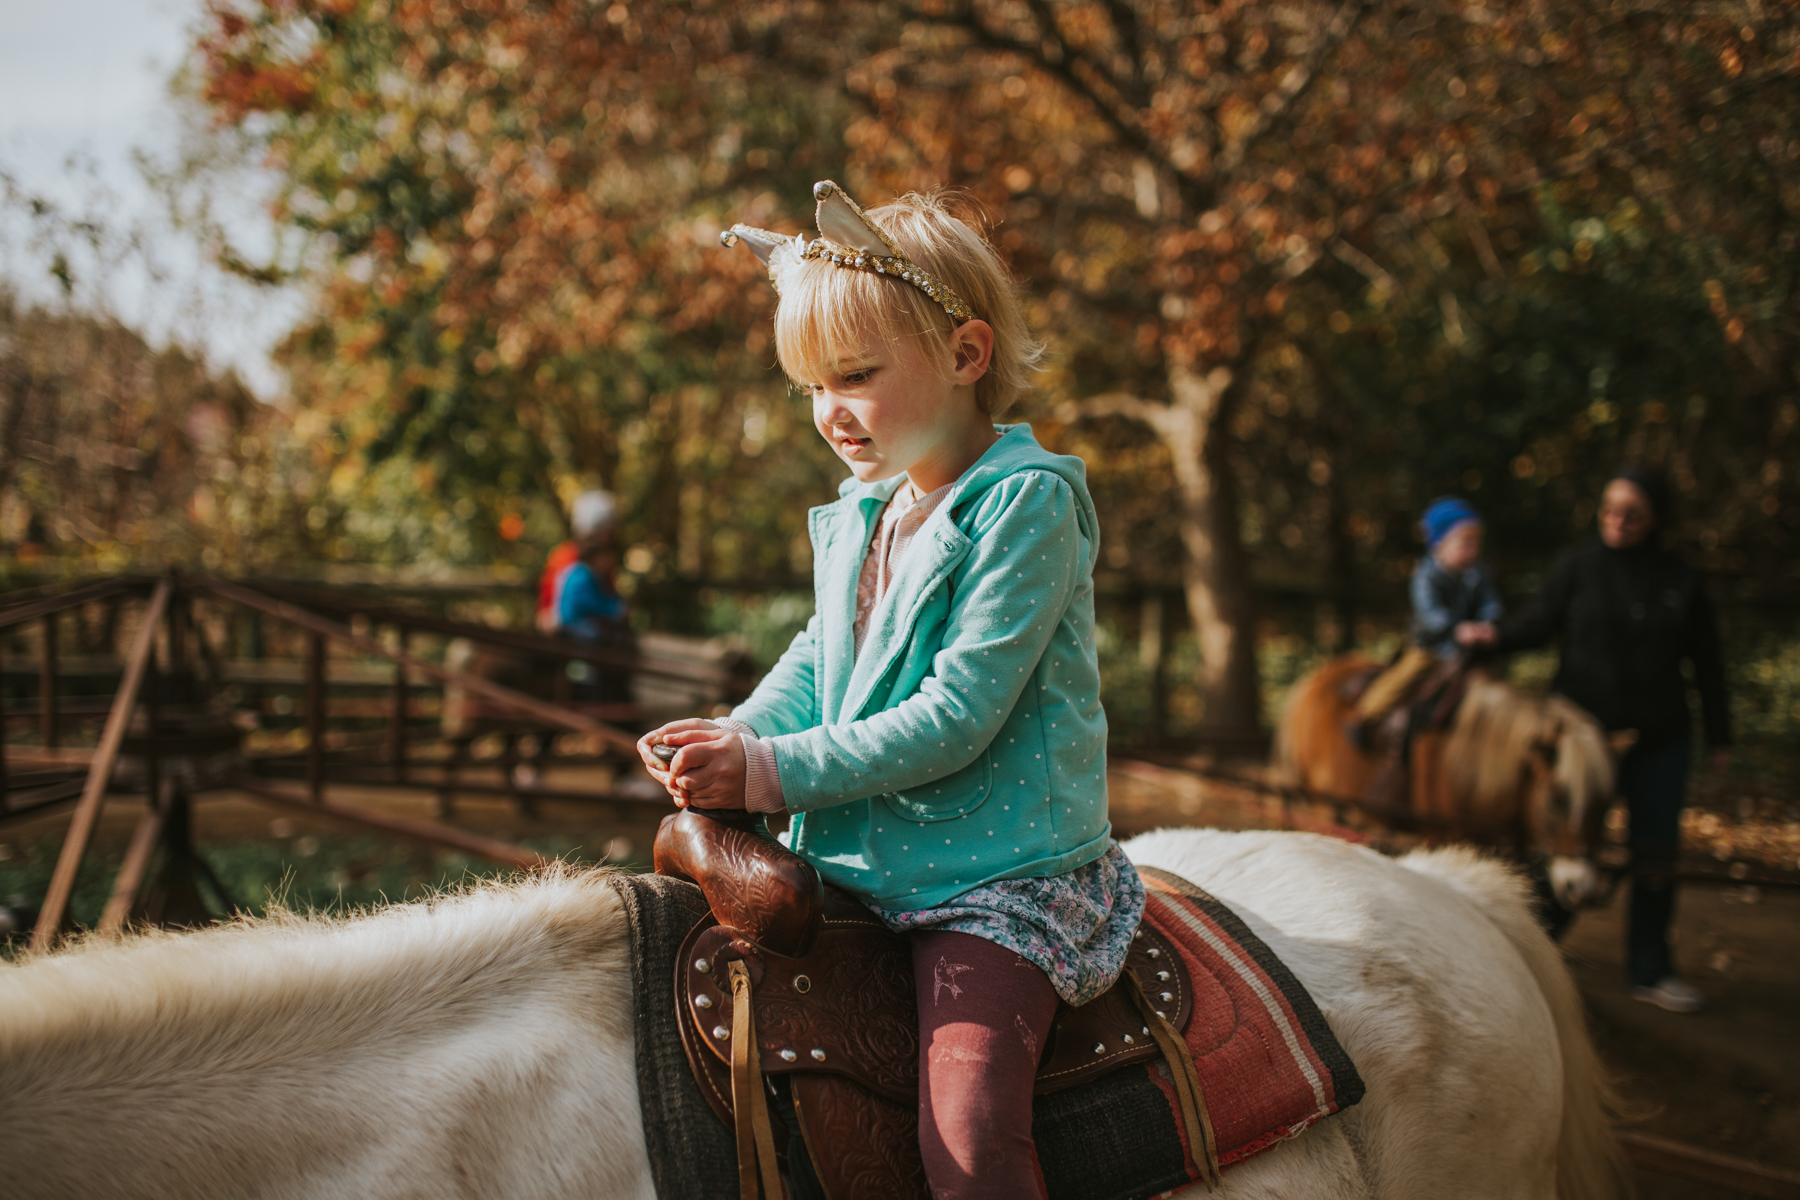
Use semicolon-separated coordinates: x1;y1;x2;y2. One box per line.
878;749;994;824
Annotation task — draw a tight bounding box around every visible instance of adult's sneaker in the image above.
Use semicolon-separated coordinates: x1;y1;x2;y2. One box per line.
1630;976;1705;1013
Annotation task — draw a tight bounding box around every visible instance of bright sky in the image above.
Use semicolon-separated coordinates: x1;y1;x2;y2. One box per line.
0;0;300;398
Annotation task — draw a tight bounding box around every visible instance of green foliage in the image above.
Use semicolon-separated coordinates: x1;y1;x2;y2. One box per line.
702;589;814;671
196;0;856;574
1304;189;1753;581
1728;623;1800;749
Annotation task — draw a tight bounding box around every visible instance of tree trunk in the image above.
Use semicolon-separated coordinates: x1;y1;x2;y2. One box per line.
1301;341;1361;654
1163;362;1263;743
1321;457;1356;653
1138;591;1167;747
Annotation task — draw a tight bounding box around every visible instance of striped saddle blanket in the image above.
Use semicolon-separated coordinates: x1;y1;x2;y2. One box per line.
1033;865;1364;1196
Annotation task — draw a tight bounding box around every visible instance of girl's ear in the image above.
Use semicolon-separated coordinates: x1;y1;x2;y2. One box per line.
948;319;994;385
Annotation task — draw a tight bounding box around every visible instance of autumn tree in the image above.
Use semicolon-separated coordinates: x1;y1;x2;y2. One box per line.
750;0;1800;737
1274;4;1799;589
0;288;300;573
194;0;1798;734
197;0;851;576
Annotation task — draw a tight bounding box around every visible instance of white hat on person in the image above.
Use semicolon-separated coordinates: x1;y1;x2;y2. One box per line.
570;490;617;539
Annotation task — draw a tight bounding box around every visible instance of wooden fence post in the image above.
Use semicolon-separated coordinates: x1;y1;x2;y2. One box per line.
39;612;57;748
388;626;408;782
143;637;161;840
167;589;188;699
96;778;171;938
307;631;326;804
31;579;173;950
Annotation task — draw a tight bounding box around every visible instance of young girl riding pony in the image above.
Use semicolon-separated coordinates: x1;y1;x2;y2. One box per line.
639;181;1143;1199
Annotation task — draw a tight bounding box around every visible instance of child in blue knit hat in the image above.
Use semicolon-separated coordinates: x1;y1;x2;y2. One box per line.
1351;496;1503;736
1413;496;1503;657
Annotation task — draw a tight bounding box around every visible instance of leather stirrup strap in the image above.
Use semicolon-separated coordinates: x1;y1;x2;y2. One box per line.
1124;967;1220;1187
728;960;785;1200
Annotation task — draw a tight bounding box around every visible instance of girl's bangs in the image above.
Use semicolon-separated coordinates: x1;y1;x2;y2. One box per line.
773;260;948;387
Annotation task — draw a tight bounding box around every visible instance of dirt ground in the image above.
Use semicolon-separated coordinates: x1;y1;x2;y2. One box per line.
1566;886;1800;1196
5;755;1796;1195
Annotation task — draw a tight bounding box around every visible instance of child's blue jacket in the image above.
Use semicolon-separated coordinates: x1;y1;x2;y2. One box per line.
729;424;1111;910
556;561;626;642
1410;556;1504;659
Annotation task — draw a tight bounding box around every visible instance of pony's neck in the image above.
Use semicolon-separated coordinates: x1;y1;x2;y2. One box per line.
4;871;649;1200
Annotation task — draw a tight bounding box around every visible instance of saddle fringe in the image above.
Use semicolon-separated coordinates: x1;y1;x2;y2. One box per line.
1124;967;1220;1188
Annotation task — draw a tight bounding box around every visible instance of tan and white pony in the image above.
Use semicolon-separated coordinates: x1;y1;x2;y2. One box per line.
1276;658;1624;909
3;831;1627;1200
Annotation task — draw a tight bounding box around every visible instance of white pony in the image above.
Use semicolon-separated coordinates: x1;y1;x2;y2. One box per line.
3;830;1627;1200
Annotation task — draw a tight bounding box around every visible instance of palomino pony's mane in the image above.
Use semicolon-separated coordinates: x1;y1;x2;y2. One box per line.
1443;673;1612;819
2;865;629;1105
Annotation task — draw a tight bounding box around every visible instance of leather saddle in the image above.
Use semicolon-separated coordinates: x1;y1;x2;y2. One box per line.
654;806;1216;1200
1346;653;1480;816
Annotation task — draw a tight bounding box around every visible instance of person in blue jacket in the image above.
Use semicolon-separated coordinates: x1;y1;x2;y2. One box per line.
638;182;1143;1199
554;537;627;645
1410;496;1505;658
551;494;632;703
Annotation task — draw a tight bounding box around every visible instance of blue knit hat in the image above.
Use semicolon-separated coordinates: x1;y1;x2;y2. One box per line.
1421;496;1481;549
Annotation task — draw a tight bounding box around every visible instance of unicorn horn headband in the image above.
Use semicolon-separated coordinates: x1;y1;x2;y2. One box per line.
719;180;974;322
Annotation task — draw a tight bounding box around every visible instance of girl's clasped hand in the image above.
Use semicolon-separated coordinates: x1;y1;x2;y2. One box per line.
637;721;748;809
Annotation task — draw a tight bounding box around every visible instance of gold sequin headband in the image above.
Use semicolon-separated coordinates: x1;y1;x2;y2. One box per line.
719;180;975;322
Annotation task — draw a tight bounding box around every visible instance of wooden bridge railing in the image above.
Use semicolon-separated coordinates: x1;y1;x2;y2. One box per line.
4;572;718;949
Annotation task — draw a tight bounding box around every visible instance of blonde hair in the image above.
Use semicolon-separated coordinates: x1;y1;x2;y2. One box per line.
773;190;1043;416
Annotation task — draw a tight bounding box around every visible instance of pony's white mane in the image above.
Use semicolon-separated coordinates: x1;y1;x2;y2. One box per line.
1443;673;1612;818
3;866;650;1200
3;866;624;1055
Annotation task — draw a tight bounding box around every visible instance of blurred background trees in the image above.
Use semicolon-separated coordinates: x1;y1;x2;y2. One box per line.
194;1;851;582
2;0;1794;744
798;0;1798;738
0;291;285;571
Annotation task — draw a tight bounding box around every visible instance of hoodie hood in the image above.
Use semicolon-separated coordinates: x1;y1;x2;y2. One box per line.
835;423;1100;568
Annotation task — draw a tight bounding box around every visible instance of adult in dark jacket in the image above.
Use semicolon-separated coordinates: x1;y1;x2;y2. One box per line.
1487;466;1731;1012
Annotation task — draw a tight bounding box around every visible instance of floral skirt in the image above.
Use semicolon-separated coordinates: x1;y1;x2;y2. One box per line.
869;842;1145;1006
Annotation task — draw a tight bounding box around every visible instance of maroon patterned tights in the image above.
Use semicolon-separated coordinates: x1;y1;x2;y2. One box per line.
911;930;1059;1200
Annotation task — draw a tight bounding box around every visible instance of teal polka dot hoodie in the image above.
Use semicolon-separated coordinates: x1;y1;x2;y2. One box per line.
728;423;1110;911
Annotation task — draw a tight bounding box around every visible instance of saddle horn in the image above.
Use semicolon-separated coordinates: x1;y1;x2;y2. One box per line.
649;742;824;960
